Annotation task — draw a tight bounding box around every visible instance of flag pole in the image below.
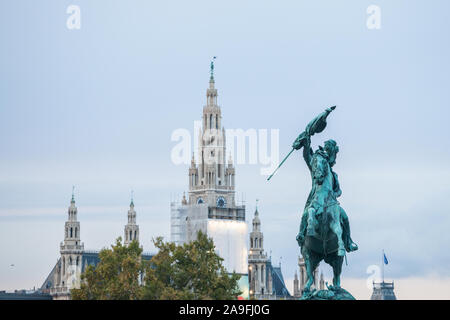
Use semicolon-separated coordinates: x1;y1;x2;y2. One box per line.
267;148;294;181
382;249;385;283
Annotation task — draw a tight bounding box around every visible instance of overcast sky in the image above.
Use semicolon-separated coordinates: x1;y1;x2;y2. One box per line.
1;0;450;299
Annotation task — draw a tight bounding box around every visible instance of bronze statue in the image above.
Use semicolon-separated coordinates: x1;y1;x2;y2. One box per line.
268;106;358;299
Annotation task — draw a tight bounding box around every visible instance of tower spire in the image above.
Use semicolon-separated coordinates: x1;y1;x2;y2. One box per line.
130;190;134;207
210;56;216;81
57;185;84;297
125;194;139;246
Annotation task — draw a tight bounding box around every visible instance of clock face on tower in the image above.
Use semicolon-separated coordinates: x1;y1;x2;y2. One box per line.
197;197;204;204
216;196;226;208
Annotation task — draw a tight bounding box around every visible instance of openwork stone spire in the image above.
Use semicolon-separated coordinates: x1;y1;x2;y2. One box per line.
124;192;139;246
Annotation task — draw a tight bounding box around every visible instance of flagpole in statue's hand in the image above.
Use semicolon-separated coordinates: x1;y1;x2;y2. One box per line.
267;133;307;181
267;106;336;181
267;148;295;181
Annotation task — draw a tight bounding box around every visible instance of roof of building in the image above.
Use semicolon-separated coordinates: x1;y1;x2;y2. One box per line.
41;251;154;292
371;281;397;300
270;263;291;298
0;290;52;300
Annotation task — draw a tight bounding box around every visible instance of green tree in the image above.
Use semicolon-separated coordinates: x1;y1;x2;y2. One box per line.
143;231;242;300
71;238;145;300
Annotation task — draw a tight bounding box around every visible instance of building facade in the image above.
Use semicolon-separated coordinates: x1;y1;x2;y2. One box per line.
371;281;397;300
248;204;291;299
47;191;84;299
293;256;325;298
41;193;151;299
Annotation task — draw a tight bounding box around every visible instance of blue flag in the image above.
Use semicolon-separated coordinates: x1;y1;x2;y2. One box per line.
383;253;388;265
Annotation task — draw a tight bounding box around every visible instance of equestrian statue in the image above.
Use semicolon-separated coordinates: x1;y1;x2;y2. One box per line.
268;106;358;300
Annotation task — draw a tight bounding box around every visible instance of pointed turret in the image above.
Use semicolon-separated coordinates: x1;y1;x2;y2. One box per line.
294;271;300;298
124;192;139;246
64;186;81;243
56;187;84;297
250;200;263;254
319;271;325;290
189;153;198;191
71;185;75;204
247;200;274;299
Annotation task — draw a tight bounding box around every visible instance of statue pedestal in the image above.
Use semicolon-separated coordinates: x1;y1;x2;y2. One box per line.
300;286;356;300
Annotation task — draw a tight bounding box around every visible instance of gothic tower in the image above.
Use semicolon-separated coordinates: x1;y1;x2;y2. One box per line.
124;195;139;246
319;271;325;290
298;256;320;294
187;68;236;209
293;271;301;298
249;202;264;256
54;188;84;298
248;201;272;298
170;60;247;276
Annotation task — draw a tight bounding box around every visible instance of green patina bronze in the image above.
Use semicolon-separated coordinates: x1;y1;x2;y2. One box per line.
269;106;358;300
210;56;216;79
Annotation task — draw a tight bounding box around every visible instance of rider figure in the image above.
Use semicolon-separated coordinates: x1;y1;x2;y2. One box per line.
294;135;358;255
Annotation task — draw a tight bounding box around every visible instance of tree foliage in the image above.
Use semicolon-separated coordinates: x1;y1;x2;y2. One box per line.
71;238;145;300
143;231;242;300
71;232;242;300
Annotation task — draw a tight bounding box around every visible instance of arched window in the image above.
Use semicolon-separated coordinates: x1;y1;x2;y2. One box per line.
259;238;262;248
210;114;212;129
216;115;218;129
70;227;73;238
130;230;132;241
250;239;253;248
75;227;77;238
261;265;264;282
255;238;258;248
134;230;137;240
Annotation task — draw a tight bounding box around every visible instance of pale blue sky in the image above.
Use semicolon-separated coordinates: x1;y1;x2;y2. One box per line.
1;1;450;298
